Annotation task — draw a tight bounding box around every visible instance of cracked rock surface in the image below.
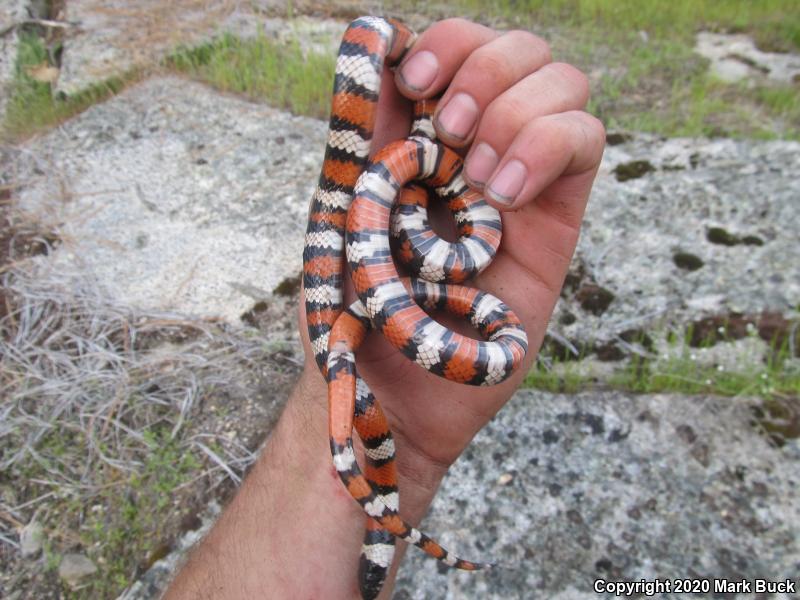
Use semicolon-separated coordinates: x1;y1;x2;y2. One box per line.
396;390;800;599
14;76;321;327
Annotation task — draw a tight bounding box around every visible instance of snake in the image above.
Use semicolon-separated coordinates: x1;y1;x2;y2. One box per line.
302;16;528;599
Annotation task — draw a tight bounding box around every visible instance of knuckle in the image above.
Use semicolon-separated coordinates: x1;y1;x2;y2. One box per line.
483;94;529;128
468;50;513;85
432;17;473;36
583;113;607;141
553;111;607;167
581;114;608;162
440;17;473;28
519;115;568;151
569;111;606;145
546;62;590;98
420;18;472;47
468;48;508;74
503;30;552;62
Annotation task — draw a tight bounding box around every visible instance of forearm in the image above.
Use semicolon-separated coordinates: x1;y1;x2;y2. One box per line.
164;368;444;600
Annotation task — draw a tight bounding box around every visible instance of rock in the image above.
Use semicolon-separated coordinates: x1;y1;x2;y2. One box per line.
14;76;323;326
56;0;344;95
695;31;800;84
557;134;800;351
0;0;30;118
19;521;44;558
59;553;98;586
395;390;800;598
117;502;220;600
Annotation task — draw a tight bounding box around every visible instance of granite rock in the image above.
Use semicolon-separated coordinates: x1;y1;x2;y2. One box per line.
556;133;800;351
16;76;323;328
12;78;800;345
395;390;800;599
59;553;98;586
56;0;344;95
695;31;800;84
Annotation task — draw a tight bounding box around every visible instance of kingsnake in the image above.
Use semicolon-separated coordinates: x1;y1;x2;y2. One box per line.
302;16;528;599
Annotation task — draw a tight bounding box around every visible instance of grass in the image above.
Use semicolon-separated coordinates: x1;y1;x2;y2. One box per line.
524;361;592;394
412;0;800;139
3;29;338;140
161;16;799;140
526;328;800;401
0;261;272;598
4;1;799;141
2;33;135;140
25;427;201;597
166;32;336;119
445;0;800;51
608;348;799;398
77;430;202;596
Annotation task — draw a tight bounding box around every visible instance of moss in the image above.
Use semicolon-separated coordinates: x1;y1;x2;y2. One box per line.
576;284;616;316
241;300;269;327
673;252;704;271
613;160;656;182
605;132;633;145
707;226;739;246
741;235;764;246
273;274;301;297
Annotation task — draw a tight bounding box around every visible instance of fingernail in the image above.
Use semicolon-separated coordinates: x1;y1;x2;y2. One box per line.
465;143;499;187
487;160;527;205
398;50;438;92
435;93;478;140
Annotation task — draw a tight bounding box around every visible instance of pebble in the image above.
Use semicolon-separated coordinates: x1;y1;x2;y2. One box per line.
58;553;98;586
19;521;43;558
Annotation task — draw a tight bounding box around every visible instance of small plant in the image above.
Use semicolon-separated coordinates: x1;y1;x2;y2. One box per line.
166;33;336;119
526;325;800;401
71;429;202;597
524;360;593;393
2;34;133;140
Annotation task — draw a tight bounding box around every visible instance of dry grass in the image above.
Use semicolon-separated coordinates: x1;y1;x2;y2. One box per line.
0;251;296;597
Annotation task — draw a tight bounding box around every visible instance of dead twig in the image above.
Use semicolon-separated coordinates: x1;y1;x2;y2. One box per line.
0;19;77;38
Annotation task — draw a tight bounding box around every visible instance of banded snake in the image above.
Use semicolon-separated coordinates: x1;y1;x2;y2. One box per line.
302;16;528;599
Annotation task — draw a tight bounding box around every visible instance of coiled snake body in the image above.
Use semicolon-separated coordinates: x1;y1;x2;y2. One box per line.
302;16;528;599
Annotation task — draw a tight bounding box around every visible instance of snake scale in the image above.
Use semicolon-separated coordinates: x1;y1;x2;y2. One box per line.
302;16;528;599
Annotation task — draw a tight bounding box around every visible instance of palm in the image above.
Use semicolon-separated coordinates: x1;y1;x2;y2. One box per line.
351;197;581;467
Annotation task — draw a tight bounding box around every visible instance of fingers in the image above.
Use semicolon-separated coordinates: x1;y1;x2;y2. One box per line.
394;18;602;215
462;62;590;186
396;22;552;150
471;110;605;211
429;31;552;146
395;19;499;98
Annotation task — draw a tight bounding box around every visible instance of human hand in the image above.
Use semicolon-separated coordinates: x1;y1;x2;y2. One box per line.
299;17;605;513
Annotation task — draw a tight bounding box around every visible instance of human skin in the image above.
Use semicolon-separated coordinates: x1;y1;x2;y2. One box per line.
165;18;605;600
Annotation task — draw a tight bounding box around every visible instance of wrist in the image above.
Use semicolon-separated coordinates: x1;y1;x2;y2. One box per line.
291;366;448;524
